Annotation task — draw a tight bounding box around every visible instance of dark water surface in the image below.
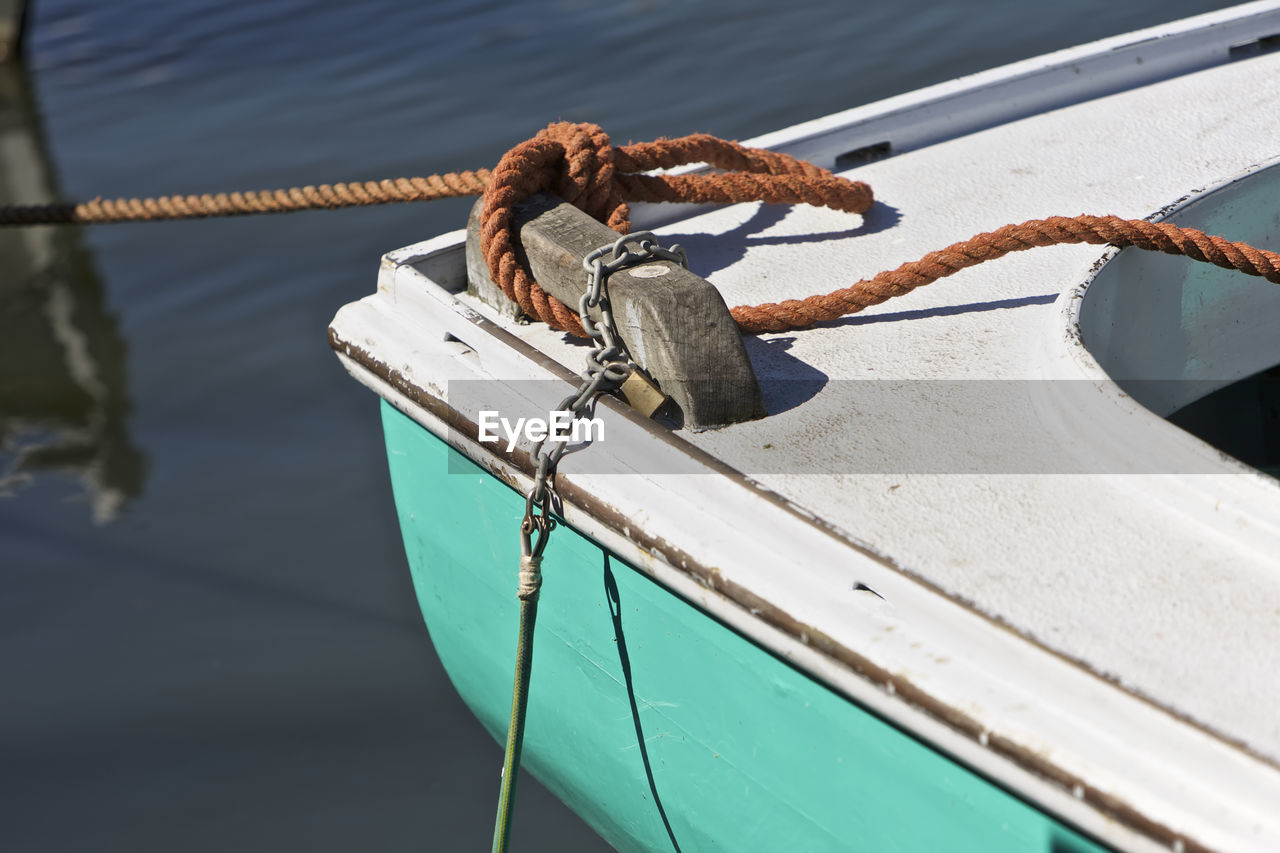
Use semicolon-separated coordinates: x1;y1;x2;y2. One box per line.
0;1;1237;850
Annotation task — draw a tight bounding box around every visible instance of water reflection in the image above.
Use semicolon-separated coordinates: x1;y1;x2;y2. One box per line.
0;62;143;522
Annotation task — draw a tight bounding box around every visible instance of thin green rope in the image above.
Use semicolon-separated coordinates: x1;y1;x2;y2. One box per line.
491;593;539;853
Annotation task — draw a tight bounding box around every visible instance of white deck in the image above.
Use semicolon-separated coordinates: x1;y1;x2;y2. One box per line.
333;5;1280;850
502;35;1280;763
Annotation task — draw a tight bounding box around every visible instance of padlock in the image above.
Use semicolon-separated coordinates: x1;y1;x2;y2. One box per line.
617;366;669;418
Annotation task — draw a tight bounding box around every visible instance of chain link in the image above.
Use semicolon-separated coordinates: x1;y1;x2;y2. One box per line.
519;232;688;560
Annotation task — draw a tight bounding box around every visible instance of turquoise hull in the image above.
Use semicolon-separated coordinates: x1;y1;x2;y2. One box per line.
382;401;1107;852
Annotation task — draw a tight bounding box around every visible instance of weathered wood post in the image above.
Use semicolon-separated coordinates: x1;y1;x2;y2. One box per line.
467;194;766;429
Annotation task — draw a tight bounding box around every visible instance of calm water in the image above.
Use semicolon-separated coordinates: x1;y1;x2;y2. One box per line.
0;1;1237;850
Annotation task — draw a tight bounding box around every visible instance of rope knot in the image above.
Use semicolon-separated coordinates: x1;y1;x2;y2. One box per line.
478;121;875;336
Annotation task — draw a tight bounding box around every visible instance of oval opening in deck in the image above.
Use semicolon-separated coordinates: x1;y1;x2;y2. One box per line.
1045;155;1280;481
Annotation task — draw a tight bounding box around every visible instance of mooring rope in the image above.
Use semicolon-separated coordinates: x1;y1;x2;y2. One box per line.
477;122;873;335
0;170;492;224
3;121;1277;339
476;123;1280;335
729;214;1280;333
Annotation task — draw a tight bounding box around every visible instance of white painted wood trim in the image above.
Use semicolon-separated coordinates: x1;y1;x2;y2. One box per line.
744;2;1280;166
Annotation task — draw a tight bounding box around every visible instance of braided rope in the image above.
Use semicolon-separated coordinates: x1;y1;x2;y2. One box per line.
1;122;1276;334
730;214;1280;333
0;170;492;225
478;122;873;335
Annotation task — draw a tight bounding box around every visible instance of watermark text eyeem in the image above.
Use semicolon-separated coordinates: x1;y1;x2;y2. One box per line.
477;410;605;452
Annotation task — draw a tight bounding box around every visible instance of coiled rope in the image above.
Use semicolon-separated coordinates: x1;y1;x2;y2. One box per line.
4;121;1278;336
477;122;873;335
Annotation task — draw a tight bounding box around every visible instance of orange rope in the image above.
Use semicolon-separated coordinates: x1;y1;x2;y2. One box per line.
2;122;1277;335
0;171;491;224
730;214;1280;333
477;123;1280;336
477;122;873;336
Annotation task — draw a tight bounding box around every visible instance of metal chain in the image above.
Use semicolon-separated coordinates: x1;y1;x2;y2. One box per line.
518;230;688;564
494;231;688;853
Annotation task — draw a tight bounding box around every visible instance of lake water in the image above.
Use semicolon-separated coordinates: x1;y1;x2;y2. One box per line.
0;1;1239;850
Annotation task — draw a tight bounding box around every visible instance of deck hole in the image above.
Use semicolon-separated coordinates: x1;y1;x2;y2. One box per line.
835;141;891;169
852;582;884;599
1229;33;1280;59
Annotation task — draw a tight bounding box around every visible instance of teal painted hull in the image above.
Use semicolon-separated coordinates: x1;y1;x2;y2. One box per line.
382;401;1107;853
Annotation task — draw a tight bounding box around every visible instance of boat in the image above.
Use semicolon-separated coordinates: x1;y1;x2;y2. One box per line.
329;3;1280;850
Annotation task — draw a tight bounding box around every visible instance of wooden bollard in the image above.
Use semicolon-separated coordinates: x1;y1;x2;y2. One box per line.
466;194;765;429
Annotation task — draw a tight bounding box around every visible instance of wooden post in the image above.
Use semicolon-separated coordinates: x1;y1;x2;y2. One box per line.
466;194;766;429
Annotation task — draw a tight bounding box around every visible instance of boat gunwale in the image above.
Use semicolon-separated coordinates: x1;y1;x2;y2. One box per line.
631;0;1280;221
